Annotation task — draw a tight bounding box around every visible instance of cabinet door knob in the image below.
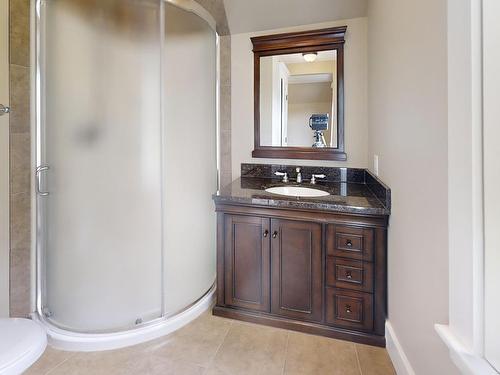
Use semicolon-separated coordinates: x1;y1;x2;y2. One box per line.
346;240;353;247
345;305;352;314
263;230;269;238
345;271;353;280
272;231;278;239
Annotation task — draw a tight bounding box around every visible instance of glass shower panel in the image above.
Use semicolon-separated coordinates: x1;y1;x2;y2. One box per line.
163;3;217;315
40;0;163;332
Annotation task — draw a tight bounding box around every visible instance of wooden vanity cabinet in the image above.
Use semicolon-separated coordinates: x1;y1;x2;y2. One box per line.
214;203;388;347
270;219;323;322
223;215;270;312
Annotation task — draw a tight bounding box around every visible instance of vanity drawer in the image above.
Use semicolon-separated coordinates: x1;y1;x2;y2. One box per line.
327;225;374;262
325;288;373;332
326;257;373;293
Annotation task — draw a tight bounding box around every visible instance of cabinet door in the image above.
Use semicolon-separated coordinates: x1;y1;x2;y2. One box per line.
224;215;271;312
271;219;323;322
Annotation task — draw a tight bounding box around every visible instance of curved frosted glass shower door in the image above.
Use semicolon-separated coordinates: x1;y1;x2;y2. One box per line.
38;0;164;332
163;3;217;316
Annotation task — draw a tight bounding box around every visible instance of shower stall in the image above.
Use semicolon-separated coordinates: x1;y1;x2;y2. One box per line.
33;0;218;350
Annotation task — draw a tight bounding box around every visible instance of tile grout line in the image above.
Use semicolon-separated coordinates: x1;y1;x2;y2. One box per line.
354;344;363;375
44;351;78;375
281;331;291;375
203;319;234;371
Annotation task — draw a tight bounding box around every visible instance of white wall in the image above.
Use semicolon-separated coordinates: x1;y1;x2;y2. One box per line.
287;101;331;147
259;57;274;146
224;0;367;34
446;0;476;351
444;0;485;364
367;0;458;374
230;17;368;179
483;0;500;369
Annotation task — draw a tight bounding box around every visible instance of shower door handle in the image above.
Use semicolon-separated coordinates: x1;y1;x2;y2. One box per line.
36;165;50;196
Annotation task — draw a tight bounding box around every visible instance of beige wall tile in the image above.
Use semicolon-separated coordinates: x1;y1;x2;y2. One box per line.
220;130;231;161
9;132;30;194
9;247;30;317
9;0;31;318
219;83;232;186
9;0;30;67
220;35;231;87
10;191;30;250
219;170;232;189
9;64;30;134
194;0;230;35
220;85;231;131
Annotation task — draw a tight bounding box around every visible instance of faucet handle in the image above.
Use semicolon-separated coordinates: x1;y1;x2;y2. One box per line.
275;171;289;183
310;174;326;184
295;167;303;183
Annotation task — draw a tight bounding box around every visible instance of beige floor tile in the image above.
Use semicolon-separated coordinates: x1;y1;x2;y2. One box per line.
24;347;75;375
46;347;150;375
355;344;396;375
32;347;205;375
284;332;361;375
27;315;396;375
207;321;288;375
140;312;233;367
147;357;205;375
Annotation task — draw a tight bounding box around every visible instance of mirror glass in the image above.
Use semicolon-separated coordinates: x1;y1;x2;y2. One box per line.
259;50;338;148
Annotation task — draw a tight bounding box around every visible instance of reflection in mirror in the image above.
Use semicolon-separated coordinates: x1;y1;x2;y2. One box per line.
260;50;337;148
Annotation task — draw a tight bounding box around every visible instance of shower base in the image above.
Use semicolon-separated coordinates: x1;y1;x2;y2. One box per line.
32;285;215;352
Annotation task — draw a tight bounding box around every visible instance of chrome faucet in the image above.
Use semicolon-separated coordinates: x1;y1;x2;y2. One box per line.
296;167;302;183
310;174;326;184
274;171;289;183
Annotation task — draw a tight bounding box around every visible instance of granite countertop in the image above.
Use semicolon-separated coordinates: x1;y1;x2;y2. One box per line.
213;164;391;216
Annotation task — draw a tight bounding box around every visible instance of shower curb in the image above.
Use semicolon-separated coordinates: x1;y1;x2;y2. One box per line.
31;285;215;352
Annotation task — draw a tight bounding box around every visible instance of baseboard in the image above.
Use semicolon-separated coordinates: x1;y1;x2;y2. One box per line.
386;321;416;375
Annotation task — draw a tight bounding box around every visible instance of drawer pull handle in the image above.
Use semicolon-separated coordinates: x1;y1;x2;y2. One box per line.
345;305;352;314
346;240;353;248
263;230;269;238
345;271;353;280
272;231;278;239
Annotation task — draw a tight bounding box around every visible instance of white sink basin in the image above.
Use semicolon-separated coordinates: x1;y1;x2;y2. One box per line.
265;186;330;198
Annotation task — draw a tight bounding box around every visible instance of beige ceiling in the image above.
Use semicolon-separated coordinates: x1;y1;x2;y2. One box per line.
223;0;367;34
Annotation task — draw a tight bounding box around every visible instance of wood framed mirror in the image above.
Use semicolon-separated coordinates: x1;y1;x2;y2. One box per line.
252;26;347;161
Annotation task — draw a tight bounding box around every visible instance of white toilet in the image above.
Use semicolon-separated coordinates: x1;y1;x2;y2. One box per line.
0;319;47;375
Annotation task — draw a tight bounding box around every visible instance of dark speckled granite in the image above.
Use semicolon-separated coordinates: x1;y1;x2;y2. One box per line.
241;163;366;183
365;170;391;210
214;164;391;216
